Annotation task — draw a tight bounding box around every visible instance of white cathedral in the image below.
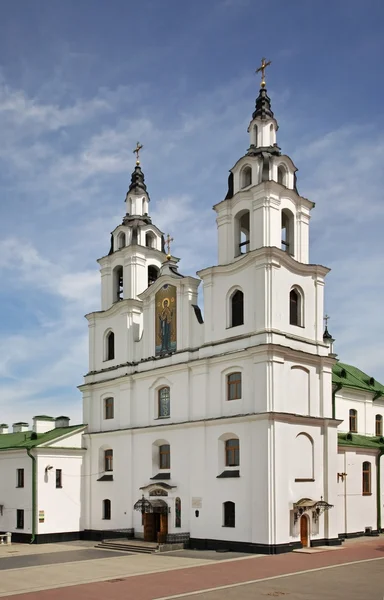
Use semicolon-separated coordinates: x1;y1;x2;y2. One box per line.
1;71;383;553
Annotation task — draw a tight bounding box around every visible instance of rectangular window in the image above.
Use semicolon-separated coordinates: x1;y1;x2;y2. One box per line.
349;409;357;433
16;468;24;488
227;373;242;401
225;439;240;467
375;415;382;437
105;397;114;420
56;469;62;488
159;444;170;469
362;462;371;495
104;449;113;472
16;509;24;529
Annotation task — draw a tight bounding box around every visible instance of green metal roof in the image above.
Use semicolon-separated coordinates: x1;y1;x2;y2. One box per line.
332;362;384;397
0;425;85;451
338;432;384;450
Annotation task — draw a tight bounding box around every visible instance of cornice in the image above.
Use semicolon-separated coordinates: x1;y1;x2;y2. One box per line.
80;338;333;389
197;246;329;279
83;410;341;437
85;298;143;321
138;273;200;301
98;245;166;266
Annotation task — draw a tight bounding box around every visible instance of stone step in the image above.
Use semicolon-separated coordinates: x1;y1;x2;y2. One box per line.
96;542;155;554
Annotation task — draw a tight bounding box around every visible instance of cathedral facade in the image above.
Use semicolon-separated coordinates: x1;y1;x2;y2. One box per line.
78;77;384;553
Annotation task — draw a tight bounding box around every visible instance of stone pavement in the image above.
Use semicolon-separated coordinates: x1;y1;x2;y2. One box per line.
0;536;383;599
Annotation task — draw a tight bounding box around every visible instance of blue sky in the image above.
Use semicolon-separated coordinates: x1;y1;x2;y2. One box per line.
0;0;384;426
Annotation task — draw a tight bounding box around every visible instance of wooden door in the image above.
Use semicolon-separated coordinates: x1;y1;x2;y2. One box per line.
157;512;168;543
300;516;308;547
144;513;156;542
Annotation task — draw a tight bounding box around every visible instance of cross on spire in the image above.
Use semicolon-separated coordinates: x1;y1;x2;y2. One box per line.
324;314;330;327
165;233;174;259
256;57;271;88
133;141;143;165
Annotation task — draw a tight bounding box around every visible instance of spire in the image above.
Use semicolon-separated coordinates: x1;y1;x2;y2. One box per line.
253;57;274;120
127;164;149;196
252;87;274;121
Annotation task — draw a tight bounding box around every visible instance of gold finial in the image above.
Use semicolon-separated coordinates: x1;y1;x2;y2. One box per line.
165;233;174;260
133;141;143;165
256;57;271;88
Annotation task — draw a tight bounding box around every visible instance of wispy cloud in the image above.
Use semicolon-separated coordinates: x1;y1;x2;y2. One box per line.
0;52;383;428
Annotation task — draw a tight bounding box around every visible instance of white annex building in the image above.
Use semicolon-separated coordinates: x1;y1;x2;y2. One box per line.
1;70;384;551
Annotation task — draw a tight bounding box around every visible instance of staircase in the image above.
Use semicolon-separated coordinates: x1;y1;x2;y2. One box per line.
96;539;158;554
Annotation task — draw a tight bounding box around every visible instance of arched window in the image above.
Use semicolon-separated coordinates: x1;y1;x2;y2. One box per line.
103;499;111;520
241;166;252;188
362;461;371;495
117;232;126;249
230;290;244;327
289;288;303;327
158;387;170;418
294;433;314;481
159;444;170;469
104;449;113;472
175;497;181;528
106;331;115;361
281;209;294;254
277;165;287;186
349;409;357;433
225;439;240;466
227;372;242;400
269;123;274;145
104;397;114;420
148;265;159;286
223;501;235;527
376;414;383;436
113;266;123;302
234;210;250;256
146;232;155;248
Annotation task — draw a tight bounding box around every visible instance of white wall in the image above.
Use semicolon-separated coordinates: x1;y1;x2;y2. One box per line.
0;451;32;534
36;450;84;535
336;448;377;534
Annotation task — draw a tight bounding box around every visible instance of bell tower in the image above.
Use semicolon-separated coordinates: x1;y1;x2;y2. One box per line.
98;143;166;310
215;61;312;267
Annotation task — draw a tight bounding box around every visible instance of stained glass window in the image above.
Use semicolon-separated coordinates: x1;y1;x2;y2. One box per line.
158;387;170;418
175;497;181;528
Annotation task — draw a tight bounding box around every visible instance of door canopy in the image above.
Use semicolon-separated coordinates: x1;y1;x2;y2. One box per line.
134;495;168;514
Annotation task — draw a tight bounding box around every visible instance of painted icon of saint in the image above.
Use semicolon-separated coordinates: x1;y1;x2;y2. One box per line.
159;298;173;352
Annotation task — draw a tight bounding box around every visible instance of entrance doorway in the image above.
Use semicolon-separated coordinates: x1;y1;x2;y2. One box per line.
300;515;309;547
143;512;168;543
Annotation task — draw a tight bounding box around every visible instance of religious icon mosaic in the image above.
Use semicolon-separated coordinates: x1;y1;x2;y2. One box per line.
155;284;177;356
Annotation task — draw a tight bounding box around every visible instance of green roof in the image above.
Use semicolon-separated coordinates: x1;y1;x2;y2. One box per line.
0;424;85;451
332;362;384;397
33;415;55;421
338;432;384;450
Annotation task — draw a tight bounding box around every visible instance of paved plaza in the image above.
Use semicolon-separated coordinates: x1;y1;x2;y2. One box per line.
0;537;383;599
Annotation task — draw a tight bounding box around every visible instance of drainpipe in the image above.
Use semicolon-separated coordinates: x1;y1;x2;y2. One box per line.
332;383;342;420
377;449;384;533
27;449;37;543
373;391;383;533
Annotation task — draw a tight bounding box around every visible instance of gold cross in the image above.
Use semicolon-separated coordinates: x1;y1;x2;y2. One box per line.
133;141;143;165
165;233;174;258
256;57;271;88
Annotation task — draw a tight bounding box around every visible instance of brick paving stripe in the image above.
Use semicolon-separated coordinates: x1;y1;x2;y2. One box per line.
3;538;384;600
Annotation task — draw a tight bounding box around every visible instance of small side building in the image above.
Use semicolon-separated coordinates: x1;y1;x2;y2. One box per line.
0;416;85;543
334;363;384;537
